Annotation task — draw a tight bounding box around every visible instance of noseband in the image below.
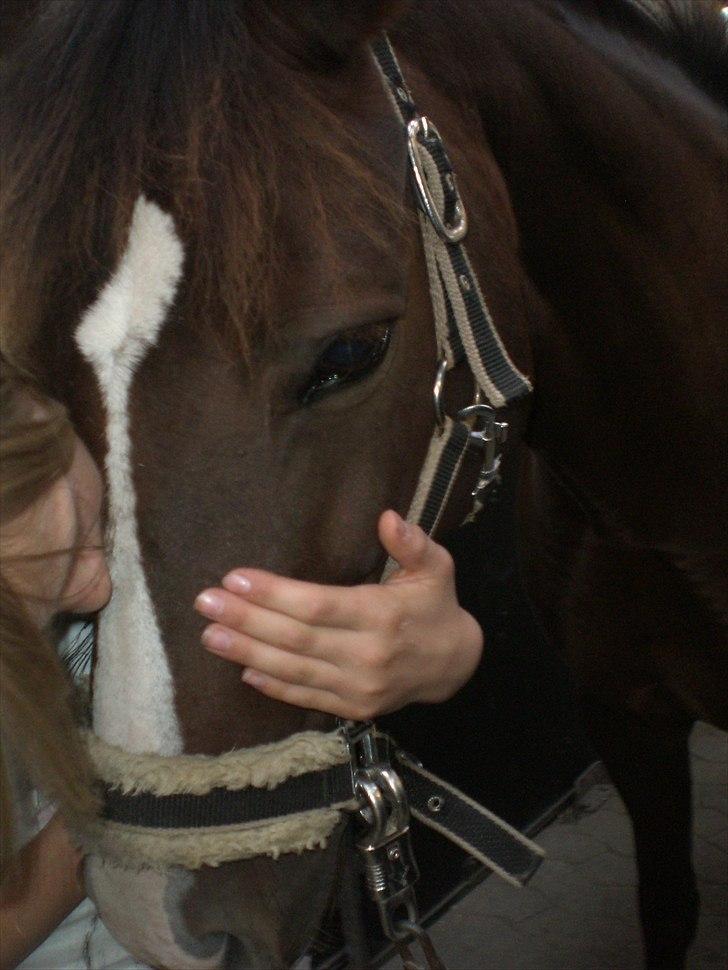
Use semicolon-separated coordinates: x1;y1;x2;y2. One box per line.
80;33;538;964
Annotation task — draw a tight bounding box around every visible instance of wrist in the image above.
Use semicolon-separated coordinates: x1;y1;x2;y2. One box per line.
421;609;483;705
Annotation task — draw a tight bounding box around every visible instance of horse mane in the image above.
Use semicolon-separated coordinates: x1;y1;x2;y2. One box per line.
2;0;724;385
0;1;405;381
560;0;728;107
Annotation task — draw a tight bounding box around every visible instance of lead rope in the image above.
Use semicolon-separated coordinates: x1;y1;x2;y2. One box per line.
341;35;534;970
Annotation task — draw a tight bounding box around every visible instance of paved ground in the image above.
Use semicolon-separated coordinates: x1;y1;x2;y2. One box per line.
384;723;727;970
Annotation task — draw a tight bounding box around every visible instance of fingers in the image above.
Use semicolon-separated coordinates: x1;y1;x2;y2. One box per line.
378;510;455;581
237;671;366;720
202;621;393;719
202;624;381;719
195;588;348;661
215;569;372;631
201;623;341;689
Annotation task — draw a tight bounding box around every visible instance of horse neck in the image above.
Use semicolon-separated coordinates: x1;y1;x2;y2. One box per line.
406;0;727;553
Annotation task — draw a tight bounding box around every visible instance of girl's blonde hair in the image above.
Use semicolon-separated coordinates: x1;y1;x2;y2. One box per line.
0;355;99;876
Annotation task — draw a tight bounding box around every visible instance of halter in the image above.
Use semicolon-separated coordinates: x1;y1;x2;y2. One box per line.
375;36;531;549
81;34;538;966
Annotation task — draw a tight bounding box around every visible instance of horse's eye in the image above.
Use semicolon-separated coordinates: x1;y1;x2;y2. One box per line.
299;323;392;405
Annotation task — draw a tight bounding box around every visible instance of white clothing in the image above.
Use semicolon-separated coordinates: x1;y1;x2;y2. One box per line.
18;898;148;970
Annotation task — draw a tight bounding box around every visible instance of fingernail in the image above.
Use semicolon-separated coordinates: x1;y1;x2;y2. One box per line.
242;669;263;687
195;591;225;617
202;627;231;653
224;573;252;595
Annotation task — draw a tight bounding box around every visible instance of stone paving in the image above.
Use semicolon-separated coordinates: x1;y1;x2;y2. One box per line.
384;723;727;970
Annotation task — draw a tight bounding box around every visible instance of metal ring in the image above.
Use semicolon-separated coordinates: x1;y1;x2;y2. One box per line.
434;366;484;435
407;116;468;243
368;765;410;830
426;795;445;813
354;775;388;845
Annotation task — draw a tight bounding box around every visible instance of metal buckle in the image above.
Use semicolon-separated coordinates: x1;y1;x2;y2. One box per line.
407;116;468;243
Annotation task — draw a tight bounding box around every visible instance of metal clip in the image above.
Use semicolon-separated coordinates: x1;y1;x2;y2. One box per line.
341;723;422;942
355;765;421;941
457;402;508;498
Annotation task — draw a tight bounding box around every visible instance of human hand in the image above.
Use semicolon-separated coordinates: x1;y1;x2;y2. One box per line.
194;510;483;720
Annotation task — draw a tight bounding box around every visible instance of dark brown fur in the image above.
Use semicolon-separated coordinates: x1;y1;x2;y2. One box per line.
1;1;725;967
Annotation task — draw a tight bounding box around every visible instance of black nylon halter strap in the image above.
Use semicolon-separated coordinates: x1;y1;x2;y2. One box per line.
371;34;532;410
101;763;354;828
415;420;471;536
372;34;532;548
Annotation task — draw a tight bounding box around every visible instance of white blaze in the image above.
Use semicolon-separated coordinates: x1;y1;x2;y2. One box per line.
75;195;184;755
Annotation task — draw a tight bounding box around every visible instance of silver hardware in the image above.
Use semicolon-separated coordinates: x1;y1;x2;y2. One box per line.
427;795;445;813
457;402;508;514
396;85;410;104
457;402;509;441
342;723;422;943
444;172;455;192
342;719;379;770
356;774;389;834
356;776;421;941
432;357;448;432
434;365;506;502
407;116;468;243
458;273;471;292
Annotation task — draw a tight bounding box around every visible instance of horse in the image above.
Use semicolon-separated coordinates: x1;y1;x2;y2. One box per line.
1;1;726;967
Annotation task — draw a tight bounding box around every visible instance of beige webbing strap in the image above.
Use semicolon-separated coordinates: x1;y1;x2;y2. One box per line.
381;415;470;580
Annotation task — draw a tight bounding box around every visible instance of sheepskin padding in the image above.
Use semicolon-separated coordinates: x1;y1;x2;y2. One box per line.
81;805;352;870
85;728;348;796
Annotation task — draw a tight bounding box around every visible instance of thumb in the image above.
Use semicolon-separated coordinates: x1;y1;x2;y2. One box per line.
378;509;447;579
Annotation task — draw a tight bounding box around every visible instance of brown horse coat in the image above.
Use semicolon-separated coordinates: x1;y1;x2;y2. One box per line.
1;1;725;967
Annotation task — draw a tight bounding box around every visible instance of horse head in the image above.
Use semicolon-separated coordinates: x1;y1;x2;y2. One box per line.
1;1;533;966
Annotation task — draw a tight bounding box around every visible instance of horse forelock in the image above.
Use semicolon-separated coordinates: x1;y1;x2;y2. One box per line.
0;0;407;384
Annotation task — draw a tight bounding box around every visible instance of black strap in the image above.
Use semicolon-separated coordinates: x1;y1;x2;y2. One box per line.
100;748;542;886
397;754;543;885
417;420;471;536
370;36;418;124
102;763;353;828
371;34;532;407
